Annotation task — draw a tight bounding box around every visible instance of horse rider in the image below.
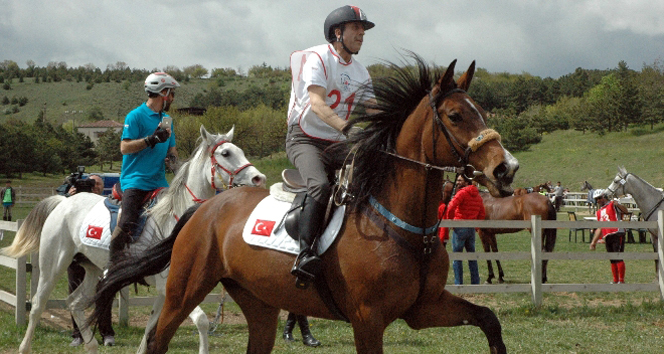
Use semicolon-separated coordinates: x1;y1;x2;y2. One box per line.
286;5;377;284
590;189;629;284
109;72;179;263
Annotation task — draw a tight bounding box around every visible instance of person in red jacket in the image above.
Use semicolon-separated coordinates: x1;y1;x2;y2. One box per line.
447;174;485;285
590;189;629;284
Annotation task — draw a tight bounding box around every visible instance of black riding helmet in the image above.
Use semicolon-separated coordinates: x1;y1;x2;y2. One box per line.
324;5;375;44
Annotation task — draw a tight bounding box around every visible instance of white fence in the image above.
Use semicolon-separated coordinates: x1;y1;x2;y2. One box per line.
441;210;664;306
2;212;663;325
0;219;223;326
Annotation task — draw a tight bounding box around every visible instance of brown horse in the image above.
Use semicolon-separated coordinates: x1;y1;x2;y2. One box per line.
513;182;552;196
90;57;518;353
478;192;557;284
441;182;557;284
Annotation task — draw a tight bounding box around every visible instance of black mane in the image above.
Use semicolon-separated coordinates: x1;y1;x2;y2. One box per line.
340;54;447;211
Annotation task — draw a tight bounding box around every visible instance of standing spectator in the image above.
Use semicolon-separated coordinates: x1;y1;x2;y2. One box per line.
1;180;16;221
590;189;629;284
553;181;564;211
447;175;485;285
66;174;115;347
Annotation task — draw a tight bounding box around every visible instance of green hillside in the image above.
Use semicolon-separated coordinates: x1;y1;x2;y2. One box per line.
510;127;664;190
0;77;214;124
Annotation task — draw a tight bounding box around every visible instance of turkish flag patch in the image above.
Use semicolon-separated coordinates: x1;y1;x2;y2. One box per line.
251;219;276;236
86;225;103;239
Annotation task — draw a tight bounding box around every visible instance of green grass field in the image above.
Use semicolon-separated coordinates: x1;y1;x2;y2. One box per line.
2;127;664;353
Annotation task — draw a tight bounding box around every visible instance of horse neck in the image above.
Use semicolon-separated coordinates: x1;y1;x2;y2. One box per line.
625;175;663;219
150;149;214;226
380;114;446;229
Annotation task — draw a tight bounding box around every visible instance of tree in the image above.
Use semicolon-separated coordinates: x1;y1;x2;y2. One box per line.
96;129;122;170
184;64;208;79
615;61;641;131
486;112;541;152
638;60;664;129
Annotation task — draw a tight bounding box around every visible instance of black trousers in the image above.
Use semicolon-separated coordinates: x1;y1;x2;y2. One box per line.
117;189;152;233
604;232;625;263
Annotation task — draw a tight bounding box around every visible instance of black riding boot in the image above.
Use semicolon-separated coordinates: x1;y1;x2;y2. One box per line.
297;315;321;347
291;195;326;287
108;226;132;264
282;312;297;342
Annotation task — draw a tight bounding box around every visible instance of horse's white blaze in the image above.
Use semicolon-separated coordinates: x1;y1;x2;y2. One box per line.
465;98;483;122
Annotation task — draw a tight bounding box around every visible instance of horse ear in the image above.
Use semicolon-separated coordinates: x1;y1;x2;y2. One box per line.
226;125;235;142
456;61;476;91
200;125;215;145
436;59;457;93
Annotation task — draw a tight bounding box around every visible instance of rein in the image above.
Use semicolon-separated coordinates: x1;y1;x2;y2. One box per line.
368;87;501;303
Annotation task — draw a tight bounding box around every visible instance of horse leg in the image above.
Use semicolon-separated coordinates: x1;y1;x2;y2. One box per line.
147;270;219;354
478;230;495;284
541;229;557;284
220;281;279;354
19;246;77;353
188;306;210;354
68;263;102;353
652;234;660;279
403;290;506;353
489;234;505;283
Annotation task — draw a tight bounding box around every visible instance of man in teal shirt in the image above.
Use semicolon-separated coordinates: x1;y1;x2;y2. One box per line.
1;180;16;221
110;72;179;263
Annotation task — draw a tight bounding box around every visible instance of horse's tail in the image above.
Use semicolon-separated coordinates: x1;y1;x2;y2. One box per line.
87;204;201;329
0;195;66;258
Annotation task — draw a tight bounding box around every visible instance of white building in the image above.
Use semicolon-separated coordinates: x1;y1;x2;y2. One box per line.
77;120;123;145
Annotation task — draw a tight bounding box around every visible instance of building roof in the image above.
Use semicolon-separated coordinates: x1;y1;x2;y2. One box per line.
77;120;124;128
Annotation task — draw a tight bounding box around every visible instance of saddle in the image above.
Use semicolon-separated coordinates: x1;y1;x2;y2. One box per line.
281;168;353;242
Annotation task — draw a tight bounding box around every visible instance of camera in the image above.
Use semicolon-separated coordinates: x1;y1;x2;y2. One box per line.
66;166;96;194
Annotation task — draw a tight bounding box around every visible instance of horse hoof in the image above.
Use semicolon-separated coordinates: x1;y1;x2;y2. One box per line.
484;280;493;285
498;279;505;284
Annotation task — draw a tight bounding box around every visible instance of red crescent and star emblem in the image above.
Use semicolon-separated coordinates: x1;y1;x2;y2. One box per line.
86;225;103;240
251;219;275;236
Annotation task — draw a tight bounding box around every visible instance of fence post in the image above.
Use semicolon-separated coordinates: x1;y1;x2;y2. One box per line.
657;210;664;301
30;252;39;303
15;255;27;326
530;215;542;307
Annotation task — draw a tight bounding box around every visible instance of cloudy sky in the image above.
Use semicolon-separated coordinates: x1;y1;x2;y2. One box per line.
2;0;663;78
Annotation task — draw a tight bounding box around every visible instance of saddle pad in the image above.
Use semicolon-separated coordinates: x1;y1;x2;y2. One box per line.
242;195;345;255
79;199;112;250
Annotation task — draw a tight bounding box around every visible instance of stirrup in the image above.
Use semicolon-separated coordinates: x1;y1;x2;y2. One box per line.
291;254;322;289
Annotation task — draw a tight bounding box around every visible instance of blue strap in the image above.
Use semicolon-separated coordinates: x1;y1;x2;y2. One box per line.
369;196;438;235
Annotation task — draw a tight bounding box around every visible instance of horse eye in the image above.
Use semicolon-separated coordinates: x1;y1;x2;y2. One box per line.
220;150;230;157
448;113;462;123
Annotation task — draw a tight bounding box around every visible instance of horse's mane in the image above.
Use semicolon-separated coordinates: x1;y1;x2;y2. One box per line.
342;54;447;211
148;135;214;229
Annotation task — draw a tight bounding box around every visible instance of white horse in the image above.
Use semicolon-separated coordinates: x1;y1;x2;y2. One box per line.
1;126;266;354
605;166;661;275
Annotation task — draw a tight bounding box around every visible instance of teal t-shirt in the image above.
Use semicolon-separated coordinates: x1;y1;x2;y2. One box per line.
120;103;176;191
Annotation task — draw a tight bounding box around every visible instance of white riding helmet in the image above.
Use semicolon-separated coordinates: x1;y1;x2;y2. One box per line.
592;189;606;200
144;72;180;96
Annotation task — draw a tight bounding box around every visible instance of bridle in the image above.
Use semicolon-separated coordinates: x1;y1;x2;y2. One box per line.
371;86;501;303
208;140;254;191
609;172;664;221
182;140;255;206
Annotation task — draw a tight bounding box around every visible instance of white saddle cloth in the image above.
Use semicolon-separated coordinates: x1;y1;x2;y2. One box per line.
79;199;113;250
242;183;345;256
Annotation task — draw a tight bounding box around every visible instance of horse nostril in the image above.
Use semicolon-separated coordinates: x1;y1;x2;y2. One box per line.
253;175;266;187
493;162;508;181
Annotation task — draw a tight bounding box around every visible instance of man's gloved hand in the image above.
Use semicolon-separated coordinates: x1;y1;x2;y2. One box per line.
344;126;363;138
144;127;170;148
